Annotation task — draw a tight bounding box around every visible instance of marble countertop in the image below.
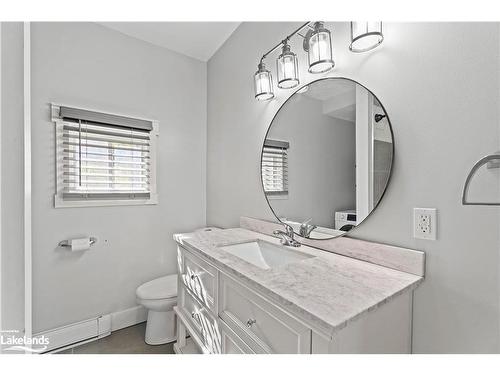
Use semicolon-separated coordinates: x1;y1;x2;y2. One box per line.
174;227;423;339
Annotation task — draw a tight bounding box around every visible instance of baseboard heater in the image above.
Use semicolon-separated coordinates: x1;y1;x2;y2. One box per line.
35;315;111;353
34;305;147;353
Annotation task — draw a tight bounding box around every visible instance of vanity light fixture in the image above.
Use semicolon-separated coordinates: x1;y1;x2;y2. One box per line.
254;21;335;101
304;21;335;73
277;41;300;89
254;62;274;101
349;22;384;53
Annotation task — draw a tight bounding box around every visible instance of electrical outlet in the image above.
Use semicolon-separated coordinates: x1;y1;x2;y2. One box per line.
413;208;437;240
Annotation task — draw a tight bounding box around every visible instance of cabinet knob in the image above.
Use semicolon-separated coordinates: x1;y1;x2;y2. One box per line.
191;307;204;319
190;273;199;280
246;318;257;328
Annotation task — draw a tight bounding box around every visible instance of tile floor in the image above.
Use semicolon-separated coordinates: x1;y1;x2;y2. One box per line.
57;323;175;354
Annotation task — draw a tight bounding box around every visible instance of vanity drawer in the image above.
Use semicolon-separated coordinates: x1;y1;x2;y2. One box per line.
180;247;217;313
179;287;221;353
218;274;311;354
220;320;255;354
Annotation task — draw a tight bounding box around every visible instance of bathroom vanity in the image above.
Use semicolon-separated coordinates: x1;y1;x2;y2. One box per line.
173;218;424;354
172;77;424;354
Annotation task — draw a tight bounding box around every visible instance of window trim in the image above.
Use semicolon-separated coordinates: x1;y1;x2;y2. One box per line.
52;103;159;208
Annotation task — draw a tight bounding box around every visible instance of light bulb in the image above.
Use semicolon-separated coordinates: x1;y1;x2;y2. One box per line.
277;43;299;89
254;62;274;101
307;22;334;74
349;22;384;53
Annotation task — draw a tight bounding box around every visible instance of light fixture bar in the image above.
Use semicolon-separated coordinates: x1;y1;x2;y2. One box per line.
258;22;312;64
254;22;312;101
254;22;335;101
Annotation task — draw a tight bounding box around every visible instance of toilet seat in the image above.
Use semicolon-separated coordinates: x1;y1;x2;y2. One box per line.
136;274;177;300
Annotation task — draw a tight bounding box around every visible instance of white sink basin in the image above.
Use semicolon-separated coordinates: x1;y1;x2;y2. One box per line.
219;240;314;270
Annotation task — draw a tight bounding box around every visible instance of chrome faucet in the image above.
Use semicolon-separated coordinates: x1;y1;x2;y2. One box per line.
273;223;301;247
299;218;317;238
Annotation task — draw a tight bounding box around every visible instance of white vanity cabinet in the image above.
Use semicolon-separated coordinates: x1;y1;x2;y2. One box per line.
220;320;254;354
218;272;311;354
174;244;414;354
174;245;221;354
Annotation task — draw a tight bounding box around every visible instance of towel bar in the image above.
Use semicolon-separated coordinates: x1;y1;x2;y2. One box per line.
462;152;500;206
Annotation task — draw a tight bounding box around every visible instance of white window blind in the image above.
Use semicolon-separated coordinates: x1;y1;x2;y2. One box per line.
262;139;289;196
53;105;158;207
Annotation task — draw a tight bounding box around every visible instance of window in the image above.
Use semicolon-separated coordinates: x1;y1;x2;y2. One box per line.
52;104;158;207
261;139;289;197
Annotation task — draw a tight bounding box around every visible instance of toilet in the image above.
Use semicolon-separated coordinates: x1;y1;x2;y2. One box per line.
136;274;178;345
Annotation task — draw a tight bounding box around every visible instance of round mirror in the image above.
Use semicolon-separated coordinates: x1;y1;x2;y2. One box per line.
261;77;393;240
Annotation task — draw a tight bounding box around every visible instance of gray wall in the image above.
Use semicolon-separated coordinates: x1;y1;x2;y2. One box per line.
1;22;24;336
207;22;500;353
2;21;499;353
30;23;207;333
267;94;355;228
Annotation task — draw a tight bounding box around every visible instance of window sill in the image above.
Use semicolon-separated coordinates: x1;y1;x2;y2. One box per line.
54;194;158;208
267;194;289;200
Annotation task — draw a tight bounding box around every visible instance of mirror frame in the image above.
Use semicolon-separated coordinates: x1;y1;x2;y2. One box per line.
260;76;395;240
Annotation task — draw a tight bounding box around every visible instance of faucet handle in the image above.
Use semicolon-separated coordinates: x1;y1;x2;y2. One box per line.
283;223;295;237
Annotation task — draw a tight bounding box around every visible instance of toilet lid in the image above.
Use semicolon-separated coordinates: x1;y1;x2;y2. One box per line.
136;274;177;300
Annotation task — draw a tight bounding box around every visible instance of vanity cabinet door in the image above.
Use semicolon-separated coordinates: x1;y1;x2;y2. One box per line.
220;320;255;354
218;273;311;354
179;246;218;314
179;286;221;354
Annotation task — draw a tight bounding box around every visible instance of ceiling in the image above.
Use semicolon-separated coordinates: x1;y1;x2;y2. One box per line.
99;22;240;61
304;79;355;101
304;80;356;122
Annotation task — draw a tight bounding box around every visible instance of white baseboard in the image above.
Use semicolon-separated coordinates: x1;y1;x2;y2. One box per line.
110;305;147;332
35;305;147;353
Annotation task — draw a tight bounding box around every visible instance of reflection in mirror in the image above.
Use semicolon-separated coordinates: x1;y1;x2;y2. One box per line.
261;78;393;239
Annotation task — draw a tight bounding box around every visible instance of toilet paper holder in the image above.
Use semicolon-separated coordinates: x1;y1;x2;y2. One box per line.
58;237;98;248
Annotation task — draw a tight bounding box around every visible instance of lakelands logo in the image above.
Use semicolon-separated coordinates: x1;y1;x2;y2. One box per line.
1;330;49;353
